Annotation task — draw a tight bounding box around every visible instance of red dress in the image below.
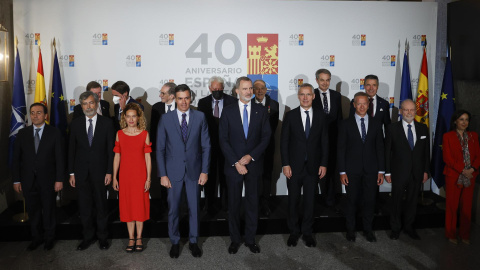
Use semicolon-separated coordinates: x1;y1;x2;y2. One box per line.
114;130;151;222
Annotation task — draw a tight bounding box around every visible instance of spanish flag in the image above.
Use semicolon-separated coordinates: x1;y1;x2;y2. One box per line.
34;46;48;123
415;46;429;127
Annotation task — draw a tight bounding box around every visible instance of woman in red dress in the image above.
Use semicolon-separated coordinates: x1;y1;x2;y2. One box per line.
443;110;480;244
113;103;152;252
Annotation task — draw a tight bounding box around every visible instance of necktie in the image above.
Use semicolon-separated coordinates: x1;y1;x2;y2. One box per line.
34;128;40;153
243;104;249;139
214;100;220;118
361;118;366;143
305;111;310;139
88;119;93;146
368;97;374;117
167;104;172;112
181;113;188;143
322;92;329;114
407;124;414;150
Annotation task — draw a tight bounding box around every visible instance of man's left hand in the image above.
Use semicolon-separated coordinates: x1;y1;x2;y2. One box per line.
318;166;327;179
105;174;112;185
198;173;208;186
239;155;253;166
377;173;384;186
423;172;429;183
54;182;63;192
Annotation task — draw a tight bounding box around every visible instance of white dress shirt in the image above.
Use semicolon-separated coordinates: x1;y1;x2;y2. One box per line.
85;114;98;135
402;119;417;145
211;97;225;116
32;123;46;139
300;106;313;131
165;101;175;113
176;109;190;126
319;89;331;113
255;97;266;106
238;100;251;126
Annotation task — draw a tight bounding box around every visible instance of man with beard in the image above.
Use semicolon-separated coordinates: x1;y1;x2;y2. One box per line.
73;81;110;119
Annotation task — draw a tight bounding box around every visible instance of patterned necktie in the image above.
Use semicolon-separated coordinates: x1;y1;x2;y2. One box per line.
167;104;172;112
34;128;40;153
181;113;188;143
322;92;329;114
305;111;310;139
361;118;366;143
88;119;93;146
243;104;249;139
368;97;374;117
408;124;414;150
214;100;220;118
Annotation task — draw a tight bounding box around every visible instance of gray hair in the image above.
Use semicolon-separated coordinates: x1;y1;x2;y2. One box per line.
400;99;415;110
235;76;252;89
209;76;225;88
79;91;99;105
298;83;314;94
315;69;331;79
163;82;177;96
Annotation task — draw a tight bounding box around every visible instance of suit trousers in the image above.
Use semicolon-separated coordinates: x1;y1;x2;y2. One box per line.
445;175;475;240
345;172;377;233
168;177;200;244
286;167;316;236
24;179;56;241
260;141;275;200
77;173;108;241
227;172;260;245
390;173;421;232
204;147;226;208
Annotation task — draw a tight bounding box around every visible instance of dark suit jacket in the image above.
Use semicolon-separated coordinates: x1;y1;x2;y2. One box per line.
443;131;480;179
156;109;211;181
68;115;115;181
349;95;391;128
252;95;279;143
313;89;343;126
150;102;176;150
73;100;110;120
12;125;65;190
281;107;328;176
197;94;237;150
113;97;144;131
337;116;385;175
219;102;271;176
385;121;430;182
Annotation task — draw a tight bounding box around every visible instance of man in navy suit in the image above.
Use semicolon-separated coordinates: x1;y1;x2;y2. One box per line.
338;92;385;243
111;81;144;131
157;84;210;258
312;69;342;209
219;76;271;254
73;81;110;119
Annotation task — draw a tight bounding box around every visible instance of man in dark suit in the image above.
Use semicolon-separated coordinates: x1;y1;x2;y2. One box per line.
13;103;65;251
68;91;115;250
349;74;391;129
111;80;144;131
312;69;342;208
197;76;237;215
219;76;271;254
281;83;328;248
252;79;279;217
73;81;110;119
157;84;210;258
337;92;385;242
385;99;430;240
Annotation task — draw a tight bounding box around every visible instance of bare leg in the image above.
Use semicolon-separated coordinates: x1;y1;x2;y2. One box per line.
126;221;135;252
135;221;144;251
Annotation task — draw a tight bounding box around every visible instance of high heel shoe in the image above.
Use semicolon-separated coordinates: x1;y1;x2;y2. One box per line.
135;238;144;252
126;239;135;253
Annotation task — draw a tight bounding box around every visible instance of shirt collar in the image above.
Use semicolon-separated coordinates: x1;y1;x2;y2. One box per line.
238;100;251;107
33;123;46;130
85;114;98;122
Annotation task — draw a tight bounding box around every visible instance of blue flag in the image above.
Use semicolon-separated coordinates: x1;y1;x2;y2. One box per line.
9;48;27;167
50;50;67;138
399;50;412;120
431;51;455;188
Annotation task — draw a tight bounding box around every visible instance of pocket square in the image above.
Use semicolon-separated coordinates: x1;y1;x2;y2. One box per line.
420;136;426;139
380;108;384;111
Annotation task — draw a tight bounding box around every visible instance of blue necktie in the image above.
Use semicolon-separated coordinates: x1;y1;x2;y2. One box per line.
408;124;414;150
361;118;366;143
243;104;249;139
88;119;93;146
322;93;329;114
181;113;188;143
305;111;310;139
167;104;172;112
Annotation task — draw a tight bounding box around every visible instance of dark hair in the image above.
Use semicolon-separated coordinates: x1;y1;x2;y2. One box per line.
235;76;252;89
111;81;130;95
315;69;331;79
231;85;237;98
163;82;177;96
174;84;192;97
86;81;102;91
450;109;471;131
30;102;48;114
364;74;379;84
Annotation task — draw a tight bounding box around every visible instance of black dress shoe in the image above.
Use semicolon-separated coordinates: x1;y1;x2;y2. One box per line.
44;240;55;251
287;234;299;247
405;229;421;240
390;231;400;240
364;231;377;242
27;240;43;251
228;242;240;254
170;244;180;258
77;239;95;251
189;243;202;257
99;239;110;250
245;243;260;253
302;235;316;247
346;233;356;242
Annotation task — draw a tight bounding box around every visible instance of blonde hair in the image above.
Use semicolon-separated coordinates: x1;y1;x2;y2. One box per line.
120;103;146;130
